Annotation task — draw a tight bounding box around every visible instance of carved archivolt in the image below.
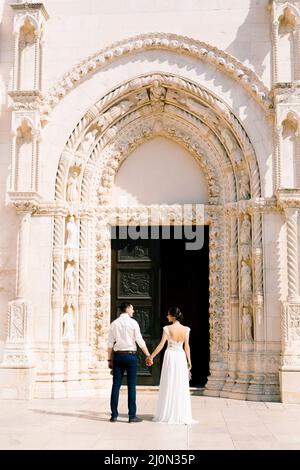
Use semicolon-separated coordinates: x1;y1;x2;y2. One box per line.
44;33;272;113
56;73;261;204
51;72;265;394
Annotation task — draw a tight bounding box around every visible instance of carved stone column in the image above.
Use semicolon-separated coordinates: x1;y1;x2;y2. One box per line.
280;206;300;402
221;211;239;396
285;207;299;302
204;212;228;396
78;217;89;344
51;214;65;346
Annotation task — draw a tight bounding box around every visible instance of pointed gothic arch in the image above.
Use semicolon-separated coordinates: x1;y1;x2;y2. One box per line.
48;72;274;400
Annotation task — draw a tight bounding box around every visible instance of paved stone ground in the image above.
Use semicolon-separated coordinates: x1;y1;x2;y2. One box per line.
1;392;300;450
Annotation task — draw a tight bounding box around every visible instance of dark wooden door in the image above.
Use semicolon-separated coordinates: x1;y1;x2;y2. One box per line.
160;225;210;387
111;228;161;385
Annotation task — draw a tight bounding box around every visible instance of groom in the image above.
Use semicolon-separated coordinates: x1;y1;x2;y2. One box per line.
107;302;153;423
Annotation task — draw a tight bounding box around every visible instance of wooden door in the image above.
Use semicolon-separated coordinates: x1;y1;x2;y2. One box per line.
111;228;161;385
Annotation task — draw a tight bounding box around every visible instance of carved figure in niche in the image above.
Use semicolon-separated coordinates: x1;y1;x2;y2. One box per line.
238;169;250;199
97;100;132;129
19;16;37;45
64;263;76;293
77;129;98;154
241;260;252;296
168;92;220;128
63;305;75;340
279;7;297;34
16;119;33;142
149;80;166;112
66;171;79;203
240;214;252;260
240;214;251;245
65;216;77;248
220;127;238;153
282;113;299;140
241;306;253;341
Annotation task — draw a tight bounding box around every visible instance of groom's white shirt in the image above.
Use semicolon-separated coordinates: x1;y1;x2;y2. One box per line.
108;313;146;351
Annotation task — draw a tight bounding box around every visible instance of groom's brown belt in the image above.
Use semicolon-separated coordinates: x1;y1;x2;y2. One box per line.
114;350;136;355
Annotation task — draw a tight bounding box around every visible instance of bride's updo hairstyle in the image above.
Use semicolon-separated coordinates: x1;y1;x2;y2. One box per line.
168;306;184;323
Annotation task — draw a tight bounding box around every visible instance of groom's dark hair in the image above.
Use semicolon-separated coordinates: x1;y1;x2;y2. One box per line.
119;302;132;312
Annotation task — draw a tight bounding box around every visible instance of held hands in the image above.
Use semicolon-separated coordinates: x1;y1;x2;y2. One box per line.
145;355;154;367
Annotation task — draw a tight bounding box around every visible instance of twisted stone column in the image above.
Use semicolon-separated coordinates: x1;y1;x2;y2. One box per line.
285;208;299;301
78;217;90;344
51;215;65;344
280;207;300;402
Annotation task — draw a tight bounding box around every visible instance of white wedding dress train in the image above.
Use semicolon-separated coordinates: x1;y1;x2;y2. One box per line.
152;326;197;425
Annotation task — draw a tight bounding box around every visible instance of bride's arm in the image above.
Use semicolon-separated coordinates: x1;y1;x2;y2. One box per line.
149;332;168;361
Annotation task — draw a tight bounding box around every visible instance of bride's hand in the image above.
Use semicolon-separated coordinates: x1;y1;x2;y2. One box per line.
146;355;153;366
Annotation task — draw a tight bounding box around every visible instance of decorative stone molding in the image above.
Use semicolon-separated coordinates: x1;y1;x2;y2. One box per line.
273;83;300;188
270;1;300;83
8;91;50;126
43;33;273;113
44;71;270;398
281;301;300;369
10;2;49;91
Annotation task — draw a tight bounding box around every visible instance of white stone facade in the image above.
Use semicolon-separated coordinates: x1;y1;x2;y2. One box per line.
0;0;300;402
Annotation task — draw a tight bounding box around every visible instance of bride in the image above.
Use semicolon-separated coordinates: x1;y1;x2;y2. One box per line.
146;307;197;425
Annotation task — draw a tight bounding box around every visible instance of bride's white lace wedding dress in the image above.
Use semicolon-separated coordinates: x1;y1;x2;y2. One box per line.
152;325;197;425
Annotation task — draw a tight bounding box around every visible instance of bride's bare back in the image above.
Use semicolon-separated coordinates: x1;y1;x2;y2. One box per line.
166;323;189;342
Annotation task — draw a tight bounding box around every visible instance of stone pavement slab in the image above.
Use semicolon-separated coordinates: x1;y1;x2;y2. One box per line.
0;394;299;450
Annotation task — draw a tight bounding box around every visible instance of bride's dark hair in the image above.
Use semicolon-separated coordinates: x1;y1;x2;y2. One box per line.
168;306;184;322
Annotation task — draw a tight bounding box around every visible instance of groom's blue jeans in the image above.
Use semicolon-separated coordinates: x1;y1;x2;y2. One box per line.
110;353;137;419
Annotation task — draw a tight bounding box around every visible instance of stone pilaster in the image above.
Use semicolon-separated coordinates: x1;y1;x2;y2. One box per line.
278;202;300;402
0;199;40;399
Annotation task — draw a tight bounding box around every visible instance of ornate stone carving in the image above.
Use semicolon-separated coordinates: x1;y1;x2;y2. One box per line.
50;72;266;398
76;129;98;156
149;80;167;112
241;306;253;342
66;171;80;203
44;33;272;112
238;169;251;200
62;305;75;341
64;263;76;294
9;304;25;340
240;213;252;260
65;216;78;249
240;260;252;301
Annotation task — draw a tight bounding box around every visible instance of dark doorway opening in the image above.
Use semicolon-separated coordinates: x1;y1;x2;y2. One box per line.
111;225;209;388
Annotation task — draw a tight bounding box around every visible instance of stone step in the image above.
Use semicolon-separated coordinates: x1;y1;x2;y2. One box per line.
120;385;205;395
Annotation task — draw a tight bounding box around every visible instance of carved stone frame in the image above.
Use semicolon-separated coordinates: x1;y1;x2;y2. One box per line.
47;72;275;399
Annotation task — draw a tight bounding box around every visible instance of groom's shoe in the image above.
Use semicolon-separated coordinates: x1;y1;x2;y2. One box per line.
129;416;143;423
110;416;117;422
